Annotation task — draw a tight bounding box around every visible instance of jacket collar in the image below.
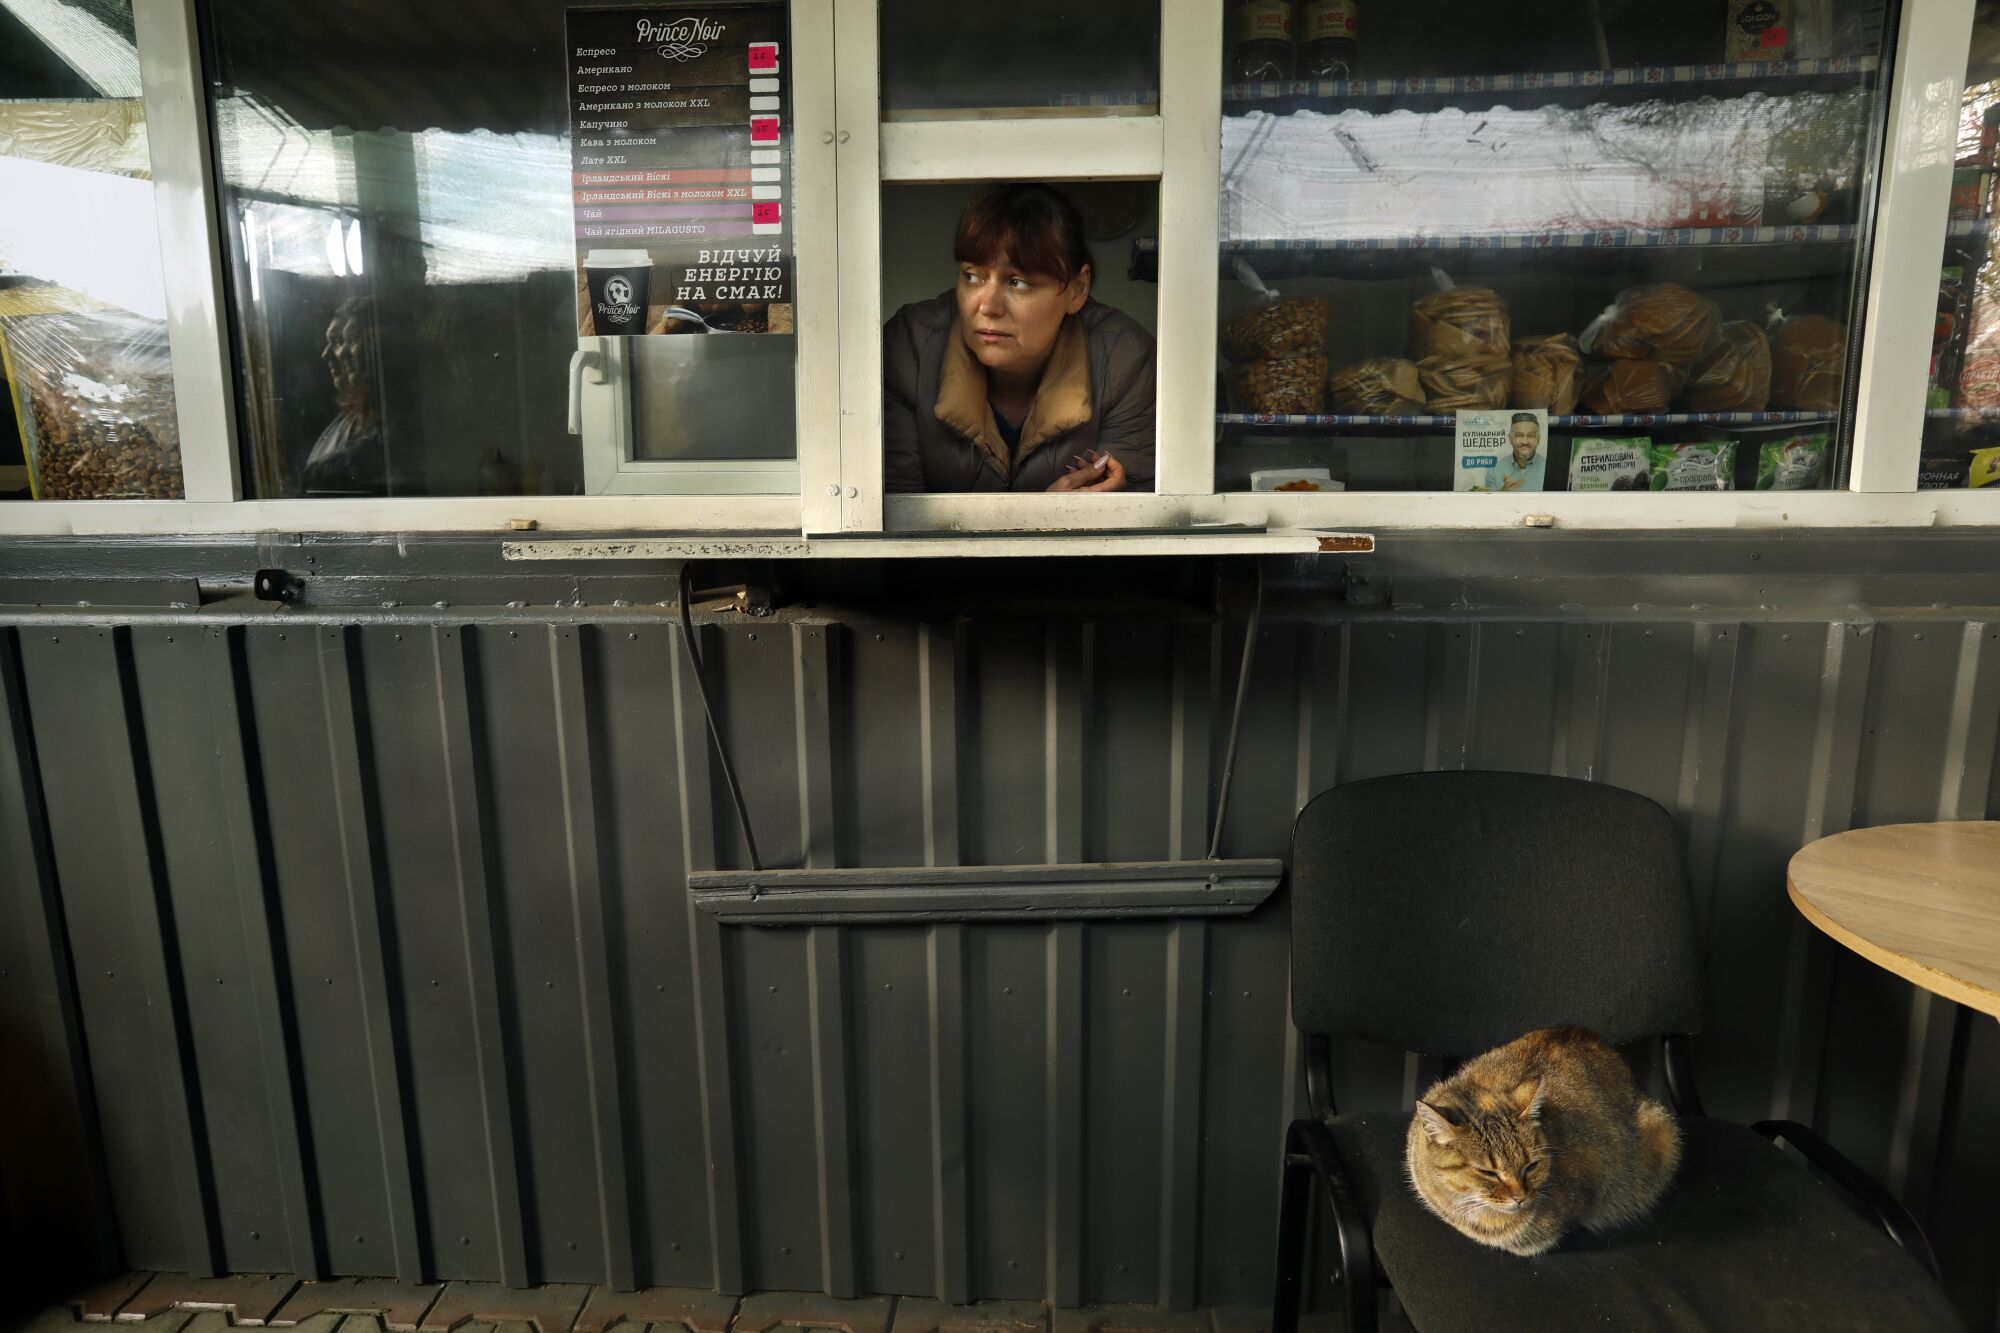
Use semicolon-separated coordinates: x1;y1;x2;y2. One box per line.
935;313;1094;480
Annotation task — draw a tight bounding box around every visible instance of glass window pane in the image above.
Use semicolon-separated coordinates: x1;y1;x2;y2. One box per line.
879;182;1158;495
878;0;1159;120
1199;0;1893;496
206;0;802;498
1921;8;2000;492
0;0;183;500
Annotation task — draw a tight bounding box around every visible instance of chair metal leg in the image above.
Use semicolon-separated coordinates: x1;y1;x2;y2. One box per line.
1271;1150;1313;1333
1275;1119;1379;1333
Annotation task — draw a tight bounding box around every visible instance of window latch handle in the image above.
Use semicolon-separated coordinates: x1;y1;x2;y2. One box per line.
567;346;604;436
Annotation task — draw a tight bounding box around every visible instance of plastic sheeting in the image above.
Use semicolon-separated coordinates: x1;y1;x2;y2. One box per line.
0;98;148;176
1220;91;1870;241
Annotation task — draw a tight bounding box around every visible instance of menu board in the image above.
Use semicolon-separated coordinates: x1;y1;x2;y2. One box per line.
566;2;793;336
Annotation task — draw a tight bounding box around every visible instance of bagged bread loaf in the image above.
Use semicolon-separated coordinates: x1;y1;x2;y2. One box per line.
1683;321;1772;412
1231;351;1329;415
1417;351;1511;411
1579;359;1687;414
1511;334;1582;415
1769;312;1846;411
1580;284;1721;366
1221;297;1331;362
1329;357;1427;415
1411;271;1510;360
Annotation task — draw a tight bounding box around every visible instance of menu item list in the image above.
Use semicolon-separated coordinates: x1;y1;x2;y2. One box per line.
567;2;792;335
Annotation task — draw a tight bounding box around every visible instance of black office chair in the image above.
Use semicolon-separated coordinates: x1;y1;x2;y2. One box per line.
1272;771;1962;1333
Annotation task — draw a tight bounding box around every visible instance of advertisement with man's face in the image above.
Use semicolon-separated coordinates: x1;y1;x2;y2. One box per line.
1455;408;1548;492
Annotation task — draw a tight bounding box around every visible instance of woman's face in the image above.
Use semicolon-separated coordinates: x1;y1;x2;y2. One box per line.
956;250;1091;379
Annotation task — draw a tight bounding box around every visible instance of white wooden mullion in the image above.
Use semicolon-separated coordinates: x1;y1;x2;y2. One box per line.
792;0;844;533
132;0;241;502
1848;0;1976;492
832;0;885;533
1153;0;1223;497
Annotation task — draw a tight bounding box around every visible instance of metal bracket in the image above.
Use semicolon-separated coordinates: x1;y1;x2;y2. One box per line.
253;568;304;602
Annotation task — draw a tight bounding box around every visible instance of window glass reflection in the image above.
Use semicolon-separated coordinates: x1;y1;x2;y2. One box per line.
1203;0;1892;495
207;0;799;498
878;0;1159;120
1919;7;2000;491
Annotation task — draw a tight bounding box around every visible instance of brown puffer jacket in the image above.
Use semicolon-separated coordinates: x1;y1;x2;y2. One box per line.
882;291;1157;493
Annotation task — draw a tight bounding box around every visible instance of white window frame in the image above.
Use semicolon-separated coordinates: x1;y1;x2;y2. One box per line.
0;0;1991;544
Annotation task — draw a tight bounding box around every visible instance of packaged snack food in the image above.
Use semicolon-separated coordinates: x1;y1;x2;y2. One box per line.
1580;284;1721;366
1755;432;1829;490
1959;346;2000;410
0;305;183;499
1455;408;1547;492
1417;351;1511;411
1683;321;1773;412
1411;272;1510;361
1918;454;1972;489
1579;359;1687;414
1768;311;1846;410
1971;446;2000;488
1221;296;1330;362
1568;436;1653;491
1929;266;1969;408
1230;350;1329;414
1648;439;1739;491
1252;467;1341;492
1511;334;1582;416
1727;0;1791;60
1329;356;1426;415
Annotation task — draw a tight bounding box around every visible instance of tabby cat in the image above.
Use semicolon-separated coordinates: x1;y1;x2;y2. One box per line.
1405;1026;1681;1256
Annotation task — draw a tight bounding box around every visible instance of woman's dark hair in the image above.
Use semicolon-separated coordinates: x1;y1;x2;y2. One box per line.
954;183;1094;284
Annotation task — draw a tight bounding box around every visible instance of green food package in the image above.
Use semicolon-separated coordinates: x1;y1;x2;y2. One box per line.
1648;439;1738;491
1568;436;1652;491
1755;432;1829;491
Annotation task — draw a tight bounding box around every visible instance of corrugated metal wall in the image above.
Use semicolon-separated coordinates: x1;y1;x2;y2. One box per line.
1;538;1997;1328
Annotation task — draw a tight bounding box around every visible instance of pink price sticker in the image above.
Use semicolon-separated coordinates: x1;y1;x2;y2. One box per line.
753;201;781;225
747;42;779;71
750;116;780;143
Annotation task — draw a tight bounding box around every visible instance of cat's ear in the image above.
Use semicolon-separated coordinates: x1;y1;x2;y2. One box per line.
1511;1077;1545;1122
1414;1099;1462;1144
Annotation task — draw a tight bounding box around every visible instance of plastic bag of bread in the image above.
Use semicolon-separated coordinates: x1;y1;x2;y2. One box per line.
1329;357;1427;415
1683;321;1772;412
0;304;184;499
1511;334;1582;415
1578;359;1687;414
1768;311;1846;411
1417;351;1511;411
1411;271;1510;360
1580;284;1721;366
1231;351;1329;415
1220;297;1331;362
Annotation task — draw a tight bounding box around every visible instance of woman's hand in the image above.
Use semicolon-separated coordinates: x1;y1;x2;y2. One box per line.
1047;450;1127;493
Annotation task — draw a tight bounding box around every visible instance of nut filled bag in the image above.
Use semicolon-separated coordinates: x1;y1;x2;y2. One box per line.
0;304;183;499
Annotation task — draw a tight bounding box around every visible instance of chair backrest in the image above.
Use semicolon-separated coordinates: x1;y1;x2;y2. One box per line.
1290;771;1704;1059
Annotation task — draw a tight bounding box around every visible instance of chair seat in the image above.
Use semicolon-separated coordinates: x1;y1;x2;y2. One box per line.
1325;1112;1964;1332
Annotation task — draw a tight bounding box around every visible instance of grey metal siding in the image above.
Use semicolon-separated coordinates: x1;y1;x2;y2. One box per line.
0;555;1996;1325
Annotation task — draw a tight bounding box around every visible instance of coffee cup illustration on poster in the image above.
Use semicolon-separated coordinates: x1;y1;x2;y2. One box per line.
567;2;793;335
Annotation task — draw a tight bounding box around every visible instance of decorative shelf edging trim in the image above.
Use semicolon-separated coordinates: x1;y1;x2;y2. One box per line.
688;858;1285;925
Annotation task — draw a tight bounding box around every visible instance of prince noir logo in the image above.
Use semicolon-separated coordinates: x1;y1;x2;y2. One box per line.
637;15;725;61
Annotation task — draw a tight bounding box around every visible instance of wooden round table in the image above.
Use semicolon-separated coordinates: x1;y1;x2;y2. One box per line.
1788;821;2000;1019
